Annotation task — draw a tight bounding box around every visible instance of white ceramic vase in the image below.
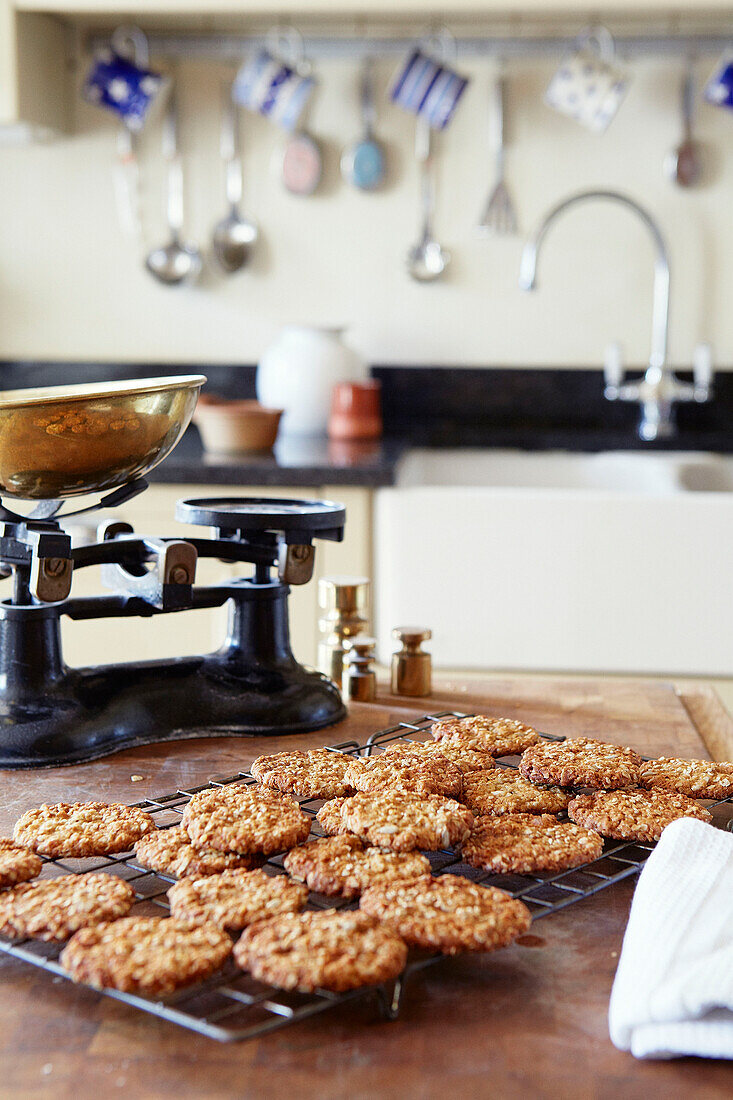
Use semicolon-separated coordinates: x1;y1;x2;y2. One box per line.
256;325;368;435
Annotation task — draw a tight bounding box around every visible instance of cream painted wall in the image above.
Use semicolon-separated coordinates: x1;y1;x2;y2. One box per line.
1;52;732;368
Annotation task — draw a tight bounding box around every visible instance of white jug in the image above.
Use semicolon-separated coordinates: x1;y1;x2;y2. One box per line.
256;326;368;435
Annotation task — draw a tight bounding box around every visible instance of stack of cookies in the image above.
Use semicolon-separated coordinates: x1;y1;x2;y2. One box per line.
1;720;728;1006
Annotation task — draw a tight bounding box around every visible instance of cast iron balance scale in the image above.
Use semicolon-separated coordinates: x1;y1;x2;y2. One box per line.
0;375;346;767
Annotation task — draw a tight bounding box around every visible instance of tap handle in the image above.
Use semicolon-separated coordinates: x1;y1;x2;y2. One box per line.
693;343;713;397
604;342;624;396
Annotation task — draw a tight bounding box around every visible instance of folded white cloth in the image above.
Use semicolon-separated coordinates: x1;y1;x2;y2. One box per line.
609;816;733;1059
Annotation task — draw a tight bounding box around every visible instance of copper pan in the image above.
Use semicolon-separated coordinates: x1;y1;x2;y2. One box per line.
0;375;206;499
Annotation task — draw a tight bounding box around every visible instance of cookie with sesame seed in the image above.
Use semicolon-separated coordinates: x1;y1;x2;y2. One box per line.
360;874;531;954
181;785;311;856
284;834;431;899
344;750;463;799
432;716;541;757
461;769;571;817
340;791;474;852
382;739;495;774
13;801;155;858
134;826;263;879
0;873;134;942
233;909;407;993
250;748;356;799
639;757;733;801
519;737;642;790
568;788;712;842
462;813;603;874
167;867;307;932
61;916;232;997
0;838;42;888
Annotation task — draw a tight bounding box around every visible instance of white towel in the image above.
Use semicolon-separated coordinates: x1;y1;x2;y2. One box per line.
609;816;733;1059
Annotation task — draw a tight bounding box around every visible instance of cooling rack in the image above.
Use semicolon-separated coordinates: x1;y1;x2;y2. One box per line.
2;710;731;1043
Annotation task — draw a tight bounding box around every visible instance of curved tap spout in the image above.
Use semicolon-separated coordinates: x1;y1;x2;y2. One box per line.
518;189;670;375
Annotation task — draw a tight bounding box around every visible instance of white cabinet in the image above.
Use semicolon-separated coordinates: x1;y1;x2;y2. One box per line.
53;482;371;670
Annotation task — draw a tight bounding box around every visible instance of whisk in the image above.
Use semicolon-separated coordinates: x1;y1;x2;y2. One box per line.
477;70;518;236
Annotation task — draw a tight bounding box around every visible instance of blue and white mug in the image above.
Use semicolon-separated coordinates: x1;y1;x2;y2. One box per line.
544;28;629;133
233;50;316;132
704;54;733;110
390;48;469;131
83;29;167;133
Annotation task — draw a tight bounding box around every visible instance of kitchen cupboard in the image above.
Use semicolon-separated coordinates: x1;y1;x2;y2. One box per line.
56;482;372;669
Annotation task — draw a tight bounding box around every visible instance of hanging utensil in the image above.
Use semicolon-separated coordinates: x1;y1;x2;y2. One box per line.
212;92;258;272
145;92;202;286
341;56;387;191
477;68;518;236
406;119;449;283
665;60;704;188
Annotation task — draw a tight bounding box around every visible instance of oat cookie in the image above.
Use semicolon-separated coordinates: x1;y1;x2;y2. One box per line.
340;792;474;852
168;868;307;931
639;757;733;801
315;798;350;836
519;737;642;790
284;834;431;899
360;874;532;954
134;826;261;879
250;748;356;799
462;813;603;874
382;739;495;774
0;838;42;888
13;801;155;858
462;770;571;817
181;785;311;855
568;788;712;842
61;916;231;997
234;909;407;993
0;873;134;942
344;751;463;799
432;716;541;757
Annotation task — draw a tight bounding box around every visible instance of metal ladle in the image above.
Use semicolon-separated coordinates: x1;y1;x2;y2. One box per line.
406;120;450;283
145;93;202;286
212;94;258;272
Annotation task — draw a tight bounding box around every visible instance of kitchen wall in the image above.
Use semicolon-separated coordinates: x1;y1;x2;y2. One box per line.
1;50;732;370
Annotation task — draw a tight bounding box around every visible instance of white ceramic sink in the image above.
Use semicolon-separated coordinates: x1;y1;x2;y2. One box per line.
375;449;733;676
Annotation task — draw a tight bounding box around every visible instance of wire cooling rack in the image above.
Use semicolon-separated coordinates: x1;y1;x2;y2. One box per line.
2;710;732;1043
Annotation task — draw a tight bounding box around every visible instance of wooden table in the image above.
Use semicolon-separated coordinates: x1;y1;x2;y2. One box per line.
1;675;732;1100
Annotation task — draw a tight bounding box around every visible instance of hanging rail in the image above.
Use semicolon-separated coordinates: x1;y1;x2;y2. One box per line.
88;33;733;62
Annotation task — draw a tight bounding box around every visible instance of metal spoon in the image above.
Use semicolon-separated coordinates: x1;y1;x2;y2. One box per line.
406;120;449;283
145;93;202;286
665;60;703;188
212;94;258;272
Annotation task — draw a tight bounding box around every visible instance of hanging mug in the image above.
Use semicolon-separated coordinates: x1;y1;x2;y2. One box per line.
83;25;168;132
544;27;630;133
233;29;317;132
390;34;469;131
704;53;733;110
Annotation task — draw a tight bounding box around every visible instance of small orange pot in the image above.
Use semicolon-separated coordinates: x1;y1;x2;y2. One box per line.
328;381;382;441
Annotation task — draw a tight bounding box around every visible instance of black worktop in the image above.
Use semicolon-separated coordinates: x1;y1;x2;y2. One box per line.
1;361;731;489
149;428;407;488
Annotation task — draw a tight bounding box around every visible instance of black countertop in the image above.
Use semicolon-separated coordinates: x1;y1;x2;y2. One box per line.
149;428;408;488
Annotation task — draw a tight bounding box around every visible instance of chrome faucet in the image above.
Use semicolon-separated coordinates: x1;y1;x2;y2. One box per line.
518;188;713;441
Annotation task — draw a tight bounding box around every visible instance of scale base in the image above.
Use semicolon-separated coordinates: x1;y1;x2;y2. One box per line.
0;655;345;769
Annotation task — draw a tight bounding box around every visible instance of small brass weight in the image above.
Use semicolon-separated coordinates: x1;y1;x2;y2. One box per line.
343;635;377;702
317;575;370;688
391;626;432;697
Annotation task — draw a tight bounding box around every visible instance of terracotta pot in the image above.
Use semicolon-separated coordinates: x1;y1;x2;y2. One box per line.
328;381;382;441
193;398;283;454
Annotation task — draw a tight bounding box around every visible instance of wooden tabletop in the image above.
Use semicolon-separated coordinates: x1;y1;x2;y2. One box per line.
1;675;732;1100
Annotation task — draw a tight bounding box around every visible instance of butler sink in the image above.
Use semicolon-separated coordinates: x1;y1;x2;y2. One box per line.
375;450;733;676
